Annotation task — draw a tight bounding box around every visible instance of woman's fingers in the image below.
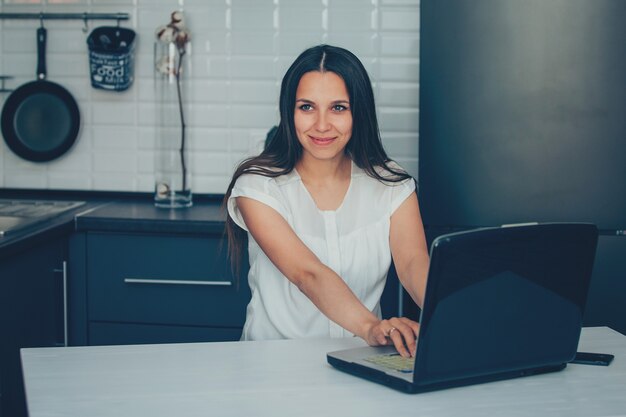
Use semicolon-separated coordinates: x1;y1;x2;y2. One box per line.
399;317;420;337
387;317;419;358
366;317;420;357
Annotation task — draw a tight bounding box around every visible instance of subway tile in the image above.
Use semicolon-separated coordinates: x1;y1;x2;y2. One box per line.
378;107;419;132
380;8;419;32
380;0;420;5
91;0;135;5
48;173;92;190
188;128;231;152
188;103;230;127
229;80;279;104
379;57;419;81
230;7;276;31
380;33;419;56
2;54;37;81
328;9;376;32
185;6;228;31
93;174;137;191
2;29;37;53
229;56;276;80
91;101;136;125
191;55;229;78
137;150;155;173
48;54;89;78
188;79;230;103
4;171;48;189
327;0;376;9
229;32;276;55
381;132;419;158
192;174;231;194
377;81;419;107
228;104;278;129
193;32;229;55
93;151;137;173
93;126;138;150
230;0;274;7
192;152;231;175
137;0;182;6
2;147;44;170
279;8;324;32
138;127;157;149
136;174;155;192
279;0;325;8
183;0;229;7
138;102;157;126
230;129;254;152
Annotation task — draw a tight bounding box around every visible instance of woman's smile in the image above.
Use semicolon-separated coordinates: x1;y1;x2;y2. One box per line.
309;135;337;145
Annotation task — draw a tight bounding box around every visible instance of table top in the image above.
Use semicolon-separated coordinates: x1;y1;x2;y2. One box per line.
21;327;625;417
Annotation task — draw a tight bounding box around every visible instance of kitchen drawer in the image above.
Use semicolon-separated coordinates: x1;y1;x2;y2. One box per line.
89;322;242;346
87;232;250;328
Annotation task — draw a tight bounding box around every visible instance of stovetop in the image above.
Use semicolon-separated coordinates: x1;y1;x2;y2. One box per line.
0;199;85;237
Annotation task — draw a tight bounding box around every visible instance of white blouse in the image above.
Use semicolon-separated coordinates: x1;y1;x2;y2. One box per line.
227;161;415;341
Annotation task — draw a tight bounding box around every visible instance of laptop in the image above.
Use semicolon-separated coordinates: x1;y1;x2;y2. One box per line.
327;223;598;393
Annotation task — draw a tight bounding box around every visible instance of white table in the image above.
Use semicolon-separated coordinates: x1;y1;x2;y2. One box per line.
21;327;625;417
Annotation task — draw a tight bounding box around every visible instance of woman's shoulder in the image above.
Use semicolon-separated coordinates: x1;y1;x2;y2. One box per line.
235;167;299;190
354;160;412;184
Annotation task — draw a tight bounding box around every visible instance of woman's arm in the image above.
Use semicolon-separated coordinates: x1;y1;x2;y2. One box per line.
389;191;430;311
236;196;415;356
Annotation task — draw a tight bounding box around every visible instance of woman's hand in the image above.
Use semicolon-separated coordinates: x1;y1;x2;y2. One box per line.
364;317;420;358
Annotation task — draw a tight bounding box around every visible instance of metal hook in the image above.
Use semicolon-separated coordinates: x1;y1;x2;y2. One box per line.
82;12;88;34
39;12;44;28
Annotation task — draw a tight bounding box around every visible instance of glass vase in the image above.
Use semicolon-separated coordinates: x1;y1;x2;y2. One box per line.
154;40;192;208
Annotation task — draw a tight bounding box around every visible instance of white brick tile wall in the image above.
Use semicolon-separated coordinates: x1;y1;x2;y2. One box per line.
0;0;420;192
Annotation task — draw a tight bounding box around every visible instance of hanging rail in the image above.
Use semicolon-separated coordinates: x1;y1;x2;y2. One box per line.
0;12;129;21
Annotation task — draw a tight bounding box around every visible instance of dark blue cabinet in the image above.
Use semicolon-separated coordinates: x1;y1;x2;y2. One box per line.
0;237;68;417
69;231;250;346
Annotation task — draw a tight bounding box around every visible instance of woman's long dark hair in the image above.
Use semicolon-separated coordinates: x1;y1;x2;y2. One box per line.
223;44;412;274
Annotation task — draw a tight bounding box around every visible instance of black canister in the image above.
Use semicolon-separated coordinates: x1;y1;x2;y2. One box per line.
87;26;136;91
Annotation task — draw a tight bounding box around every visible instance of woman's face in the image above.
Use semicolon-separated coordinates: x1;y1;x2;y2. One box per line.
294;71;353;164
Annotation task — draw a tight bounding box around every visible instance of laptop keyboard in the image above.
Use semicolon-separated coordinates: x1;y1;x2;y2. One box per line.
364;353;414;373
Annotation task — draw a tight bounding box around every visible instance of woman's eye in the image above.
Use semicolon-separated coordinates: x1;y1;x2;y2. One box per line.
332;104;348;112
299;104;313;111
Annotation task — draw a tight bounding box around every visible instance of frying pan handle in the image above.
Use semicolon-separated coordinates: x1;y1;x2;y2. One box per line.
37;27;47;80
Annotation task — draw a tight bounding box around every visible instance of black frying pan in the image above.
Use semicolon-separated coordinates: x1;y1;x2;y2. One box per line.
1;26;80;162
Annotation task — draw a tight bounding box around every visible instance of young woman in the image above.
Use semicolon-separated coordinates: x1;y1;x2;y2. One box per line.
224;45;429;358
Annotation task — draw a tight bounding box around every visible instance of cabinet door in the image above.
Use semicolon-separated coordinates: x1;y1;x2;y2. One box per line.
86;232;250;336
0;238;67;417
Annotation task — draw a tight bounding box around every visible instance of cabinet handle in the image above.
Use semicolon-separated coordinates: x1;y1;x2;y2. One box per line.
62;261;68;347
123;278;232;286
54;262;69;347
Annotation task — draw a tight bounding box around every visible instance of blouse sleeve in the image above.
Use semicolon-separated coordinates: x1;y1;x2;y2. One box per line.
389;177;417;216
227;174;288;232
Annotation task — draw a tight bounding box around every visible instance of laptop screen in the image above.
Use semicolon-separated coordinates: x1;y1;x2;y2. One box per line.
413;223;598;386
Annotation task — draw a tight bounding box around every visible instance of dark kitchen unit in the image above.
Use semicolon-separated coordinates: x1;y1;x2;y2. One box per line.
0;207;77;417
414;0;626;333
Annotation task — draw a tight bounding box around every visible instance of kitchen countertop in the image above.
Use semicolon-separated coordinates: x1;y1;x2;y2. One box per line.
0;190;227;257
74;199;227;235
